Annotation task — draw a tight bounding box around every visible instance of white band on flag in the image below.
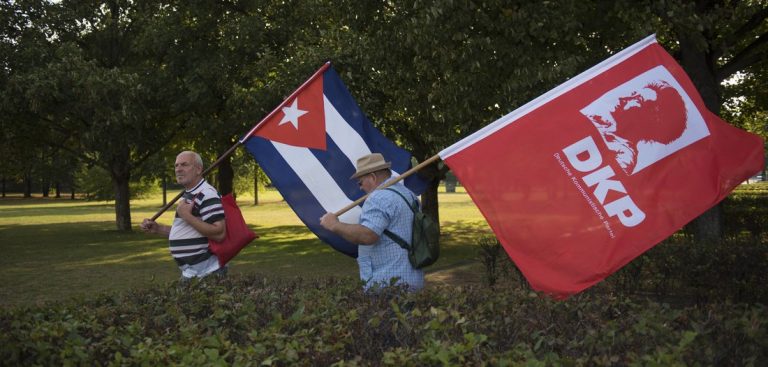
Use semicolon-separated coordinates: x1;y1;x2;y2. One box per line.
272;142;363;224
325;96;373;162
439;34;658;160
324;96;404;179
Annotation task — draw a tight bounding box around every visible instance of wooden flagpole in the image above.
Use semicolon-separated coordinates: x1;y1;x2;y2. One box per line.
332;154;441;216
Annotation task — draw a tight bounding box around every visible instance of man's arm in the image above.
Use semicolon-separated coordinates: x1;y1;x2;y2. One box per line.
177;200;227;242
140;219;171;237
320;213;378;245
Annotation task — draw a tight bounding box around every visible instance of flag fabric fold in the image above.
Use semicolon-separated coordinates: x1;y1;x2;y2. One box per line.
242;63;427;257
439;35;765;297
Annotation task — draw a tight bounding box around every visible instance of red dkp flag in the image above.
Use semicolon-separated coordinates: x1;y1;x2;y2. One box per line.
439;35;765;298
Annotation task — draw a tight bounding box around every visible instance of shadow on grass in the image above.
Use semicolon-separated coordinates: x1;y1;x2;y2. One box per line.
1;217;490;307
234;224;357;279
0;221;357;307
1;222;345;264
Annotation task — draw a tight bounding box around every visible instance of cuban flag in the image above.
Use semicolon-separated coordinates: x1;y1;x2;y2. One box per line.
241;63;427;257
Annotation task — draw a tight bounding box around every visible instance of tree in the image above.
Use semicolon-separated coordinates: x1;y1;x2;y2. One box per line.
167;1;310;197
642;0;768;241
329;0;645;224
0;0;61;199
722;60;768;181
5;0;191;229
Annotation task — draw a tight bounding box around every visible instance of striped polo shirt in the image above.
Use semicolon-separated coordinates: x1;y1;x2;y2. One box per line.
168;179;225;271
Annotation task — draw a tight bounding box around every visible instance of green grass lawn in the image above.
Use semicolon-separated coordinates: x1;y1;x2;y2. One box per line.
0;187;490;307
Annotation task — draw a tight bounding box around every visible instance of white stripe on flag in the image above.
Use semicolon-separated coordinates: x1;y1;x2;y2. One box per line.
438;34;658;159
272;141;362;224
325;96;372;161
324;95;404;178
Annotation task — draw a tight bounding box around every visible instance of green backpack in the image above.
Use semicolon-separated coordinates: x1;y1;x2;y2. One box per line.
383;188;440;269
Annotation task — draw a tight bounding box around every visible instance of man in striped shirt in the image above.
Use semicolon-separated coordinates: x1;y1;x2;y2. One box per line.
141;151;227;280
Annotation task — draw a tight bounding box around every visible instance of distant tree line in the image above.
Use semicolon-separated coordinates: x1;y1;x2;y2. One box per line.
1;0;766;241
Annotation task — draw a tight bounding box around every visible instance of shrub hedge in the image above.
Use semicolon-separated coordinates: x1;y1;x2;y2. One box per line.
599;233;768;304
3;184;765;365
1;274;765;366
595;183;768;304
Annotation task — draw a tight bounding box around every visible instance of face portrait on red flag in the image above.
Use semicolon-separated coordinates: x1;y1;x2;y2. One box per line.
581;66;710;175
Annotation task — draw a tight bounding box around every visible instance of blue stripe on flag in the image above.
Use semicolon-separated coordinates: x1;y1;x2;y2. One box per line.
244;136;360;257
322;68;428;194
310;137;360;199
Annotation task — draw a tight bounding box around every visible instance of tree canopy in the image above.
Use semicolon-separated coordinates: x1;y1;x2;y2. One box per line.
1;0;765;238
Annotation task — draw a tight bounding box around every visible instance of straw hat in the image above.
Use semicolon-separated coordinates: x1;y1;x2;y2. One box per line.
350;153;391;179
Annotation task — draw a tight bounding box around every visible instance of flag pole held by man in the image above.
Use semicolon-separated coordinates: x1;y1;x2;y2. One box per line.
438;34;764;298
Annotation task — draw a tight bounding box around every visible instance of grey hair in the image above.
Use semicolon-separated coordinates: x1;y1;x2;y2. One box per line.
372;168;392;179
179;151;204;169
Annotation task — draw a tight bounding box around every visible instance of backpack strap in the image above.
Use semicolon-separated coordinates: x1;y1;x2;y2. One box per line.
382;188;416;251
384;188;417;212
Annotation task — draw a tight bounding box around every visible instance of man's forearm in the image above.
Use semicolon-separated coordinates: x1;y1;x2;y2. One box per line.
331;222;378;245
182;216;226;242
155;224;171;236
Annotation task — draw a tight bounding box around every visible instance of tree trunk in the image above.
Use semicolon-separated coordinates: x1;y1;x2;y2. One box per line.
41;178;50;197
417;159;444;233
253;173;259;205
421;178;440;231
55;182;61;198
24;173;32;198
678;36;723;243
217;152;234;196
1;177;5;198
162;174;168;206
111;166;132;231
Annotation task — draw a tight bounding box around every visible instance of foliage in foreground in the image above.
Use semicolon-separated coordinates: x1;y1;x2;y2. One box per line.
1;274;765;366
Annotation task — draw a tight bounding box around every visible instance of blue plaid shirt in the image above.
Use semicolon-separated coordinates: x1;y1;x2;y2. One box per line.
357;179;424;291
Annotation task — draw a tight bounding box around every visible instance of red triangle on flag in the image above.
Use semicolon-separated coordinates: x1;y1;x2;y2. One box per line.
253;74;326;150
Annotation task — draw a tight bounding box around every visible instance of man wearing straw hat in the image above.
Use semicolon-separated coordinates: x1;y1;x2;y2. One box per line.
320;153;424;291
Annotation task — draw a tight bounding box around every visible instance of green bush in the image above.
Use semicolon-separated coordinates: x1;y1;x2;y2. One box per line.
1;274;766;366
724;187;768;238
602;233;768;304
594;183;768;304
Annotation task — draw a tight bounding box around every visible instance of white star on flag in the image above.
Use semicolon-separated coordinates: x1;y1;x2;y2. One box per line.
279;98;308;129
